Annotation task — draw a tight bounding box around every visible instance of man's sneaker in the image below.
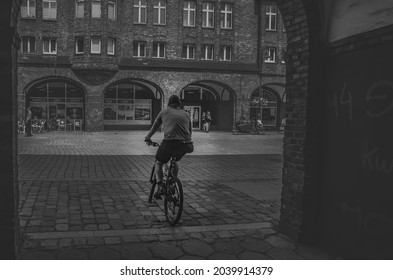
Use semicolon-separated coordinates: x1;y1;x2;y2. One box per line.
154;184;164;200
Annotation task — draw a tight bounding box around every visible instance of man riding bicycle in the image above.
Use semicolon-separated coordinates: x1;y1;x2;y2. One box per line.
144;95;193;199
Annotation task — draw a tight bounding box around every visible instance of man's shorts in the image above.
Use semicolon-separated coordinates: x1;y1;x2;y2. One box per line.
156;140;193;163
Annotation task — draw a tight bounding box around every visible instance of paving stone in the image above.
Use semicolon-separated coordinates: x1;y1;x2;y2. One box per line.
208;253;238;260
22;251;56;260
104;237;121;245
57;248;88;260
295;245;335;260
181;239;214;258
264;235;296;249
89;247;121;260
212;239;243;255
266;248;305;260
238;238;271;253
238;251;271;260
121;244;153;260
150;243;183;260
178;255;205;260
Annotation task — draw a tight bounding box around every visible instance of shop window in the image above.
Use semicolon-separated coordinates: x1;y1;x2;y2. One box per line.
182;44;195;60
133;41;146;57
250;90;277;126
183;1;196;27
91;37;101;54
92;0;101;18
75;0;84;18
43;0;57;20
152;42;165;58
21;0;36;18
134;0;147;24
22;36;36;53
201;44;214;60
202;2;214;28
75;37;84;54
43;38;57;55
265;5;277;31
153;0;166;25
219;45;232;61
220;2;232;29
108;0;116;20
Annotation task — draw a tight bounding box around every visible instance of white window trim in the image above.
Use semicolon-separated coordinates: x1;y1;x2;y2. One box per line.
202;44;214;60
153;0;166;25
43;0;57;20
92;0;101;18
134;0;147;24
107;38;115;55
153;42;165;58
220;3;232;29
133;42;146;57
266;6;277;31
91;37;101;54
220;45;231;61
265;47;276;63
21;0;36;18
183;44;195;60
108;0;116;20
43;38;57;55
183;1;196;27
202;2;214;28
75;37;84;54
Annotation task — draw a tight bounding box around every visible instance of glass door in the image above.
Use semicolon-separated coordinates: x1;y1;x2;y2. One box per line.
184;105;201;130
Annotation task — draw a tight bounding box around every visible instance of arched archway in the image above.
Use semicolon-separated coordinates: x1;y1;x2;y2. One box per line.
250;87;281;128
180;81;236;131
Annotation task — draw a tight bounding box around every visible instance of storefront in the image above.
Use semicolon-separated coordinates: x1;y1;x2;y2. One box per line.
27;80;85;130
103;81;161;130
250;89;278;127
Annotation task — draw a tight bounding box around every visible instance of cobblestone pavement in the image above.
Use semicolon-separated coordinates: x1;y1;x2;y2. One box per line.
18;131;335;260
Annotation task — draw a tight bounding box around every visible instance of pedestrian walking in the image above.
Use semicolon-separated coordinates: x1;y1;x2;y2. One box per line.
205;111;212;132
25;105;33;137
201;112;207;132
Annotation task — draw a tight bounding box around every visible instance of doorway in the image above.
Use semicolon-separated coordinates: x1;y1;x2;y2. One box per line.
184;105;201;130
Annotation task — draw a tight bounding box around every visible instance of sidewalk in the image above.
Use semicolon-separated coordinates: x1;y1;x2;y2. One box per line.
18;131;335;259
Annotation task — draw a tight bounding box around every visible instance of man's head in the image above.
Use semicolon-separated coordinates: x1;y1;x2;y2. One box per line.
168;95;181;108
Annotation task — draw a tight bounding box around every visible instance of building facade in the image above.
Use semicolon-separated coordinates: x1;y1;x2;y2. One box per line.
17;0;287;131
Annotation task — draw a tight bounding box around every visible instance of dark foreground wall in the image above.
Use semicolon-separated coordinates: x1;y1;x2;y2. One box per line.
320;26;393;259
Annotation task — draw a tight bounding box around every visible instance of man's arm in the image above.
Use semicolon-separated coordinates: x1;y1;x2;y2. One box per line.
145;111;163;140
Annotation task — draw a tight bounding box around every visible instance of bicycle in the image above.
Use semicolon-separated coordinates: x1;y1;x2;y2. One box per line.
146;140;184;226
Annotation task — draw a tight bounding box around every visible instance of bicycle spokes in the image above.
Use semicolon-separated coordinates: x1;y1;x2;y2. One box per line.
164;178;183;225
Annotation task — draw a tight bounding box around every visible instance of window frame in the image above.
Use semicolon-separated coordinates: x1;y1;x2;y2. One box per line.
133;41;147;58
90;37;101;54
42;37;57;55
91;0;102;18
264;47;277;63
75;37;84;54
42;0;57;20
107;38;116;55
202;1;214;28
219;45;232;61
153;0;166;25
220;3;232;29
108;0;116;20
75;0;84;18
21;36;36;53
21;0;36;18
182;44;195;60
133;0;147;24
265;5;277;31
183;1;196;27
201;44;214;60
152;42;165;58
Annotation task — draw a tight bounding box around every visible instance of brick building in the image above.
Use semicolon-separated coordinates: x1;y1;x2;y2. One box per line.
17;0;287;131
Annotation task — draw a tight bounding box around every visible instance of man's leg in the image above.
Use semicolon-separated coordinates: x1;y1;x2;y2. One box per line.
154;161;163;184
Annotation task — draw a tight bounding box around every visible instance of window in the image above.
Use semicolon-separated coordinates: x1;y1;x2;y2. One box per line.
219;45;231;61
75;0;84;18
75;37;84;54
152;42;165;58
264;47;276;63
133;41;146;57
202;2;214;28
182;44;195;59
183;1;196;27
201;44;214;60
43;0;57;20
21;36;36;53
133;0;147;24
220;3;232;29
107;38;115;55
265;5;277;31
281;49;286;64
91;37;101;54
43;38;57;54
108;0;116;20
21;0;36;18
92;0;101;18
153;0;166;25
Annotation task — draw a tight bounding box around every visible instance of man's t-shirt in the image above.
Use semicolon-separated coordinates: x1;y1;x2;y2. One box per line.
146;107;192;141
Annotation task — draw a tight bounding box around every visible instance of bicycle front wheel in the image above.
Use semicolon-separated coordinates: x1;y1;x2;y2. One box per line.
164;177;183;226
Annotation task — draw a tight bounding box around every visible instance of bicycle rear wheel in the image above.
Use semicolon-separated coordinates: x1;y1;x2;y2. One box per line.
148;182;156;203
164;177;183;225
